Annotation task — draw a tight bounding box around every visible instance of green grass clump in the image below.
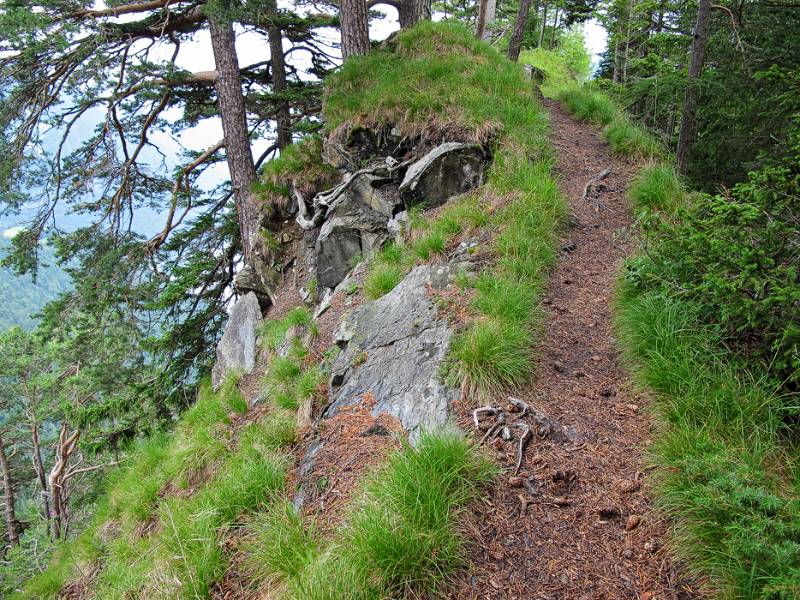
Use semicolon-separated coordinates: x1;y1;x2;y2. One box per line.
244;500;320;584
363;244;406;299
258;430;494;598
19;380;294;599
263;339;323;411
258;135;338;208
616;284;800;597
557;86;616;125
258;307;318;351
627;162;688;213
603;118;663;160
449;319;532;396
218;371;248;414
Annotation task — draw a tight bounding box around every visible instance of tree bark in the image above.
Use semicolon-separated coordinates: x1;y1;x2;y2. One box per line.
676;0;712;172
476;0;490;38
622;0;634;83
538;3;548;47
0;432;20;547
482;0;497;38
549;7;560;49
397;0;431;27
508;0;533;61
48;424;80;540
209;10;262;261
340;0;370;59
30;422;51;537
267;9;292;150
612;39;622;83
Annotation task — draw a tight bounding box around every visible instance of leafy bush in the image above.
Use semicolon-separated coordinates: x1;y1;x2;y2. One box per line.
625;136;800;391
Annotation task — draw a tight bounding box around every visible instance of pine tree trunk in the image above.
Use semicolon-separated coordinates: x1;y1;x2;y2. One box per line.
676;0;712;172
612;40;621;83
395;0;431;28
538;3;548;47
209;12;262;262
1;432;21;547
476;0;489;38
508;0;533;61
340;0;370;59
31;423;51;537
267;16;292;150
549;8;560;49
482;0;497;38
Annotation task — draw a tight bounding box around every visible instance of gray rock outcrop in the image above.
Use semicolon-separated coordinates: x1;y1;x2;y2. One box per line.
399;142;485;208
315;199;390;289
211;292;262;389
324;265;460;441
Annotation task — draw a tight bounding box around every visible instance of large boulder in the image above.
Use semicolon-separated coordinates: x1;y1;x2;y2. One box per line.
233;261;276;311
347;172;403;218
399;142;485;208
211;292;262;389
315;200;390;289
322;126;410;170
324;265;460;442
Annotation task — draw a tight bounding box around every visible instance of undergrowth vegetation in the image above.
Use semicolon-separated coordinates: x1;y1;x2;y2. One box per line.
329;22;563;397
617;122;800;596
19;379;293;599
244;430;494;598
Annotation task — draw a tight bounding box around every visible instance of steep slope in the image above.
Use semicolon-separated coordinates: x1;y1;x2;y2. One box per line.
19;23;565;599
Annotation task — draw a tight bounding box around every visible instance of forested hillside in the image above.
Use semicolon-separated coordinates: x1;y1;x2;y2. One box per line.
0;242;72;329
0;0;797;598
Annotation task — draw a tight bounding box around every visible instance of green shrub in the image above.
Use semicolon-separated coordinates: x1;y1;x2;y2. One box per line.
625;156;800;390
627;162;688;213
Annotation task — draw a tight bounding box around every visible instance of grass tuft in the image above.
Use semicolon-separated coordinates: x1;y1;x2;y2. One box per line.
244;500;320;584
557;86;616;125
449;319;533;396
263;430;494;598
603;118;663;160
627;162;688;213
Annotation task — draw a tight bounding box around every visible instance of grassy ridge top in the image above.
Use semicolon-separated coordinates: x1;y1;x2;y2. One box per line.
324;21;549;153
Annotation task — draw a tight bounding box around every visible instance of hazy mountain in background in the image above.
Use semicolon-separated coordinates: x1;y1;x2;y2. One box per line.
0;238;72;330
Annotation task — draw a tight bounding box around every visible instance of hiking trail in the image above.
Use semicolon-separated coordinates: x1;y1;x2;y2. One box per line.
452;101;698;600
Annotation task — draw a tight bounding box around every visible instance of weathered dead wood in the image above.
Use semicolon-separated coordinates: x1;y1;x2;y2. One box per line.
513;422;531;474
580;168;611;210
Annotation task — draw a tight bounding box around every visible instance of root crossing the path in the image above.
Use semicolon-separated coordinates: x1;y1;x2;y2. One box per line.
452;101;699;599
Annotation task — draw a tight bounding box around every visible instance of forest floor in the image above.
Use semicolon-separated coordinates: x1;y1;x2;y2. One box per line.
450;101;701;600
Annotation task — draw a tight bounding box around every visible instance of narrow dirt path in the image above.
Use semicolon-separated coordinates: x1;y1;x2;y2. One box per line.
453;102;698;600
